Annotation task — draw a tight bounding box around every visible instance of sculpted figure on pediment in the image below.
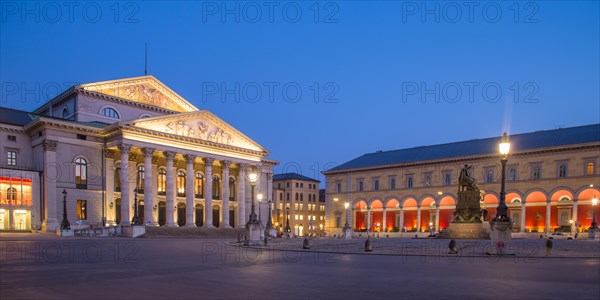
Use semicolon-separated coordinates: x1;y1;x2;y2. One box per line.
197;122;208;139
165;122;175;133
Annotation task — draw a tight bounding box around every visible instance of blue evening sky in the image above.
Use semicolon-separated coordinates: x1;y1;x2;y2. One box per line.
1;1;599;185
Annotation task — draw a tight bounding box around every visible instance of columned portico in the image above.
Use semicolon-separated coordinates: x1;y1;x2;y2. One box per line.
184;154;196;227
203;158;214;228
164;151;177;227
41;140;59;231
221;160;231;228
143;147;155;225
119;143;132;226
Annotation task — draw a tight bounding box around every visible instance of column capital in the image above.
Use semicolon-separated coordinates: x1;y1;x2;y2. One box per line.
142;147;155;157
267;173;273;181
42;139;58;152
163;151;177;161
103;148;116;159
203;157;214;165
184;154;197;164
118;143;132;153
222;160;231;168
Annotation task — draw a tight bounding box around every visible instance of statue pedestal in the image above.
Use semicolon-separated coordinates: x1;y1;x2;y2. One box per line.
55;229;74;237
588;227;599;240
343;228;353;239
490;221;512;254
442;222;489;239
245;221;263;246
122;225;145;238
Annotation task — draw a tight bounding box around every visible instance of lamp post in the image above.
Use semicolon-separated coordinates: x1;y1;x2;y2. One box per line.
343;202;350;230
266;198;273;230
60;189;70;230
494;132;511;222
131;187;141;225
257;193;263;224
284;205;291;234
247;171;258;224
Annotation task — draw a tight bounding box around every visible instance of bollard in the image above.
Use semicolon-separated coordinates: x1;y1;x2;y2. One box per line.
448;239;458;254
365;238;373;252
303;237;311;249
545;239;553;256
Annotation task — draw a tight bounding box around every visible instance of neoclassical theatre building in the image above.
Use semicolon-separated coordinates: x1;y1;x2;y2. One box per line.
323;124;600;236
0;75;276;231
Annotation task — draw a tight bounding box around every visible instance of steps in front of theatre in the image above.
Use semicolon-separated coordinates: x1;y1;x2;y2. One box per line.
143;226;246;238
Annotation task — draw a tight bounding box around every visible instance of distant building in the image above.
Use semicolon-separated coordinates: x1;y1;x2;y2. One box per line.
272;173;323;236
323;124;600;236
0;75;276;231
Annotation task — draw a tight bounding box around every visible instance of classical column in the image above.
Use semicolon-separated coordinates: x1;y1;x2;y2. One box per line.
164;151;177;227
521;201;527;232
184;154;196;227
382;207;387;232
151;158;159;225
237;163;246;228
416;205;422;232
435;204;440;232
221;161;231;228
572;199;578;233
143;148;155;226
399;206;405;231
545;200;551;234
203;158;214;228
366;207;371;232
351;208;356;229
104;148;116;226
41;140;59;231
118;143;132;226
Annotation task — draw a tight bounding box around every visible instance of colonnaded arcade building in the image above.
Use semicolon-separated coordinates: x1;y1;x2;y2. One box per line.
0;75;276;231
323;124;600;236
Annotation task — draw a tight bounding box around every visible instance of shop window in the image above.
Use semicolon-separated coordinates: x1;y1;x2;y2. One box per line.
77;200;87;220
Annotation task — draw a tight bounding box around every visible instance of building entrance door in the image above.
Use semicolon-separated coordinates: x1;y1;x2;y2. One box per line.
0;210;5;229
13;210;28;230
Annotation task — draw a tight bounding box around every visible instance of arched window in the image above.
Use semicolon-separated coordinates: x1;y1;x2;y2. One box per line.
177;170;186;197
212;175;220;200
114;163;121;192
62;107;68;119
509;168;517;181
407;177;413;188
75;157;87;189
137;165;145;192
587;162;595;175
300;193;304;201
157;168;167;195
6;187;17;201
390;178;396;189
374;180;379;190
286;193;290;201
195;172;204;198
279;192;283;201
295;193;299;201
101;107;120;119
229;178;236;201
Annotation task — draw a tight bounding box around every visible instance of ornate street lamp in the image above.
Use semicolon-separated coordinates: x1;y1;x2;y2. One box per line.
131;187;141;225
247;170;259;224
343;202;350;230
266;197;273;230
60;189;70;230
284;205;291;234
494;132;511;222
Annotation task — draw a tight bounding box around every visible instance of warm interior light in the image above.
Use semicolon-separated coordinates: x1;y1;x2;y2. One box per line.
437;191;442;195
257;193;263;201
333;198;338;202
344;202;349;209
593;197;598;206
499;132;510;156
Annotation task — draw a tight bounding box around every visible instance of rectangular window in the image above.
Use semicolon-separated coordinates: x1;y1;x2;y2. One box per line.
557;162;568;178
7;135;16;142
358;181;363;192
531;163;541;180
287;182;290;188
406;175;413;188
484;168;494;183
508;167;517;181
299;204;303;210
295;215;298;220
300;183;304;188
296;182;299;188
77;134;86;140
7;151;17;166
335;216;341;228
443;171;452;185
423;173;432;186
336;183;341;193
294;203;298;210
300;215;303;220
278;183;281;189
77;200;87;220
586;162;595;175
373;179;379;190
390;178;396;189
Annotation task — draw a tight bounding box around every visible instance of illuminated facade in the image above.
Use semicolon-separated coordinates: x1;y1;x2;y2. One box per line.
272;173;324;236
0;75;276;231
323;125;600;236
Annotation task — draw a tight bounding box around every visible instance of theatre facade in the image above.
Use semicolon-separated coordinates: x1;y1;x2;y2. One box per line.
0;75;276;231
323;125;600;236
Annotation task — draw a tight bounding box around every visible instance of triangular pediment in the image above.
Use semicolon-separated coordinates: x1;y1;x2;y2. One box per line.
122;111;266;153
79;75;198;112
